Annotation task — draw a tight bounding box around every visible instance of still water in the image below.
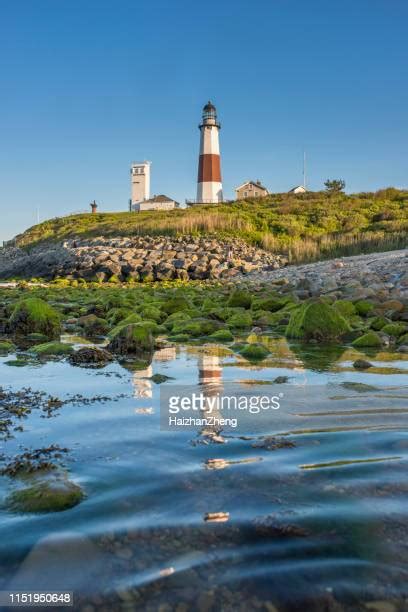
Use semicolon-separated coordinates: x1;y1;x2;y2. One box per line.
0;336;408;611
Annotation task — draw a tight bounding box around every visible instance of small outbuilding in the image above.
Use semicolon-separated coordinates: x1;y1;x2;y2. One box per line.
289;185;307;194
235;180;269;200
132;195;179;212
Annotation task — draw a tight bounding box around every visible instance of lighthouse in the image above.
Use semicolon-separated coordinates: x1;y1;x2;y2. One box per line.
196;101;223;204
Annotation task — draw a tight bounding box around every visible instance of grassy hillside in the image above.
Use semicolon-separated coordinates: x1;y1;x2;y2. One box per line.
15;188;408;263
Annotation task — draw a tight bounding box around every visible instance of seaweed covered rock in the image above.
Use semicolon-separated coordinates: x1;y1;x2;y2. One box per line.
227;311;253;329
352;332;383;348
252;295;293;313
164;311;191;330
7;474;84;513
227;290;252;309
286;300;350;342
381;322;407;337
370;316;390;331
108;322;154;355
162;295;192;314
0;340;15;354
354;300;375;317
139;305;163;323
69;347;114;366
77;314;109;336
106;307;133;326
30;342;74;357
238;343;270;362
209;329;234;342
9;298;61;339
333;300;356;318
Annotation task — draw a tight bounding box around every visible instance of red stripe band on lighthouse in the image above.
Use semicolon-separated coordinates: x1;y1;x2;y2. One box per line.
198;154;222;183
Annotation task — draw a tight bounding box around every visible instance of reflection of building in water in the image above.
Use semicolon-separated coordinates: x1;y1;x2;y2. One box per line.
154;347;177;362
198;354;223;388
198;353;224;439
132;366;153;399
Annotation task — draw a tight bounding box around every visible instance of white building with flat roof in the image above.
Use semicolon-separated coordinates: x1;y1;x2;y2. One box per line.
133;194;178;212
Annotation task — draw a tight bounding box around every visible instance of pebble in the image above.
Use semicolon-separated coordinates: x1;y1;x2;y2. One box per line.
115;547;133;560
204;512;230;523
159;566;175;577
248;249;408;304
365;601;397;612
353;359;373;369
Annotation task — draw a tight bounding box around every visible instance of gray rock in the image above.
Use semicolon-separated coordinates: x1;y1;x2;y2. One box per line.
8;531;103;592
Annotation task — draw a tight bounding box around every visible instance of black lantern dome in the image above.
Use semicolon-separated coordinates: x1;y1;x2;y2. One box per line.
201;100;220;127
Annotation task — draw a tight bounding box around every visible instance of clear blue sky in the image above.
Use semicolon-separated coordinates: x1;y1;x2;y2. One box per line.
1;0;407;242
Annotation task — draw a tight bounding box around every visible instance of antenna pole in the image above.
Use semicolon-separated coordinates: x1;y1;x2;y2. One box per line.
303;151;307;190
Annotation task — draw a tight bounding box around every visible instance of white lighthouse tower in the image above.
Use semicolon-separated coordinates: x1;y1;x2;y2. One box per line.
131;161;151;207
196;101;223;204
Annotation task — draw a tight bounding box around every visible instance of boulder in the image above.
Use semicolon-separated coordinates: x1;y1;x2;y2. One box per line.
8;298;61;339
381;322;407;337
352;332;383;348
0;340;16;354
7;531;102;592
286;300;350;342
77;314;109;336
239;343;270;361
69;347;114;366
6;473;84;513
227;289;252;309
108;323;155;355
30;341;74;356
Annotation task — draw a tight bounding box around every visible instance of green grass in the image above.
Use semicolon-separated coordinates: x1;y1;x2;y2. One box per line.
12;188;408;263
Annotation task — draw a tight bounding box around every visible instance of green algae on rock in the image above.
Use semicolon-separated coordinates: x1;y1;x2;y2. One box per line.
9;298;61;339
238;343;270;362
209;329;234;342
77;314;109;336
352;332;383;348
30;342;74;357
6;475;84;513
227;289;252;309
108;322;154;355
286;300;350;342
354;300;375;317
227;311;253;329
0;341;15;354
381;323;407;337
